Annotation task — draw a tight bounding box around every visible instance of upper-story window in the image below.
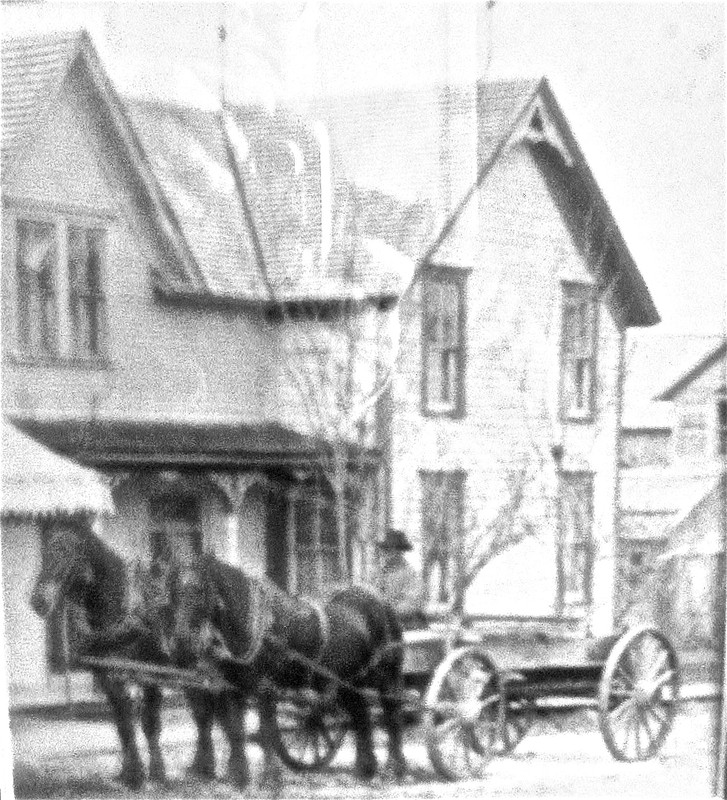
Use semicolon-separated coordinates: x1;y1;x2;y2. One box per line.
422;268;467;417
560;283;597;420
15;216;107;361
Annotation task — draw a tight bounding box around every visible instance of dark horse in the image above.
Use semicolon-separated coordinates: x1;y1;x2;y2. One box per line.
29;521;249;790
170;554;407;789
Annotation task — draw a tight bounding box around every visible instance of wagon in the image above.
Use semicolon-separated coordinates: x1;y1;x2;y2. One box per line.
269;623;680;781
80;622;680;782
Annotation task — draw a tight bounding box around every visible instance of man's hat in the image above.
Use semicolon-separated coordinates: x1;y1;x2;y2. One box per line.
378;528;413;552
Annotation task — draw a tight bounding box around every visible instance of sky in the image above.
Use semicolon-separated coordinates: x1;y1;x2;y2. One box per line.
3;0;726;338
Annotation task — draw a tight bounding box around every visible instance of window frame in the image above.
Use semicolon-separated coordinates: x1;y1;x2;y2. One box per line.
420;265;469;418
286;473;345;598
148;493;203;562
559;281;598;422
558;470;594;610
673;403;711;463
419;469;466;610
8;205;110;366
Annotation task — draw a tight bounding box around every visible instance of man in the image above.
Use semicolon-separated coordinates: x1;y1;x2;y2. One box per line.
377;528;426;629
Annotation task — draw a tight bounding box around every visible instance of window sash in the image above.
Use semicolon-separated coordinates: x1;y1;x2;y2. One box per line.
291;477;341;596
14;215;107;361
560;285;596;419
423;275;464;414
69;227;106;357
560;473;594;606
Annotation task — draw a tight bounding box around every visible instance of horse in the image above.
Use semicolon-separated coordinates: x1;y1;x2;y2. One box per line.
29;520;249;790
169;553;407;790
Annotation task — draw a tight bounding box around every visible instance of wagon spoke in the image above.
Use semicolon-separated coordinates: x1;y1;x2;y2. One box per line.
645;648;670;683
638;705;657;750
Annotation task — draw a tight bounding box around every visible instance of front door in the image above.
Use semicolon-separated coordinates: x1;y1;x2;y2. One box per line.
149;494;202;563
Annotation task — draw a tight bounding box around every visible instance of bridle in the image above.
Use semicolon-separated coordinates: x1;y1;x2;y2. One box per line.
33;531;92;617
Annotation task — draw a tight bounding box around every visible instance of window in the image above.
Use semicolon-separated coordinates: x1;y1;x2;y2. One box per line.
675;406;709;462
560;283;596;420
69;226;106;358
15;216;107;360
149;495;202;563
559;472;593;607
289;474;343;597
718;391;727;457
422;269;466;416
420;471;465;606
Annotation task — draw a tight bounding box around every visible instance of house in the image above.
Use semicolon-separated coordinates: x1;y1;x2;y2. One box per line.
1;419;113;705
620;337;726;662
315;77;660;638
1;30;426;705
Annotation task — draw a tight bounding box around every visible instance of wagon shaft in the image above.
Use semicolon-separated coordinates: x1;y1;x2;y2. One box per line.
76;656;236;693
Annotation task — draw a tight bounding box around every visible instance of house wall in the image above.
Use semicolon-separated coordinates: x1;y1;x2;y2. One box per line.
2;65;276;428
1;517;95;707
390;142;623;633
1;519;46;692
621;429;672;468
668;357;726;468
618;350;725;656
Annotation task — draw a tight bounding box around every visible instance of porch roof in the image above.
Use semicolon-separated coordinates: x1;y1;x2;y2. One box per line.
9;418;377;470
1;419;113;517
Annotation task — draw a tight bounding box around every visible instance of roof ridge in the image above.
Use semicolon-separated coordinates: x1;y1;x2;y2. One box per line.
1;27;85;48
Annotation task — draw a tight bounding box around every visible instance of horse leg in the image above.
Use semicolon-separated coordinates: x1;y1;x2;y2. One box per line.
100;676;145;790
380;675;407;780
340;687;377;780
215;691;250;790
141;684;166;782
186;688;216;780
257;681;283;795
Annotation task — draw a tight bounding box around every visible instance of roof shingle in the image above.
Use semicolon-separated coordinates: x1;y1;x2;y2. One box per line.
1;30;81;165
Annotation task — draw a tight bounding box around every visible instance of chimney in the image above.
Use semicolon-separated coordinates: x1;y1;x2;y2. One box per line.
435;2;481;267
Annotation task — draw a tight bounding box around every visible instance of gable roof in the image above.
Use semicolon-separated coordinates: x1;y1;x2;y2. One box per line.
316;77;659;328
2;30;428;306
1;29;206;290
441;77;659;328
655;338;727;400
1;29;78;164
124;98;431;303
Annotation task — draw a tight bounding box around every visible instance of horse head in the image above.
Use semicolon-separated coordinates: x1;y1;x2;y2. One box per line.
30;522;94;619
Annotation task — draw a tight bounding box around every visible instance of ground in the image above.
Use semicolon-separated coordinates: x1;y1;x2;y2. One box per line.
8;698;718;799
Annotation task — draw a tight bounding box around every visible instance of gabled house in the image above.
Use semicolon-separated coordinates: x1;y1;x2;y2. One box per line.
316;77;660;637
1;29;426;705
620;337;726;660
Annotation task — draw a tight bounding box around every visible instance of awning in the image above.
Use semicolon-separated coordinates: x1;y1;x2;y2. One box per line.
9;418;379;470
1;420;114;517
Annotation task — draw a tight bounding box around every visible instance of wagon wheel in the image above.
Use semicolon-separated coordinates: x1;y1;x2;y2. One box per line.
495;696;535;755
423;646;503;780
598;625;680;761
271;690;348;771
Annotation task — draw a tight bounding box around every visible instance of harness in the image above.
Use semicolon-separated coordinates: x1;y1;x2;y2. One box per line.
205;582;402;701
